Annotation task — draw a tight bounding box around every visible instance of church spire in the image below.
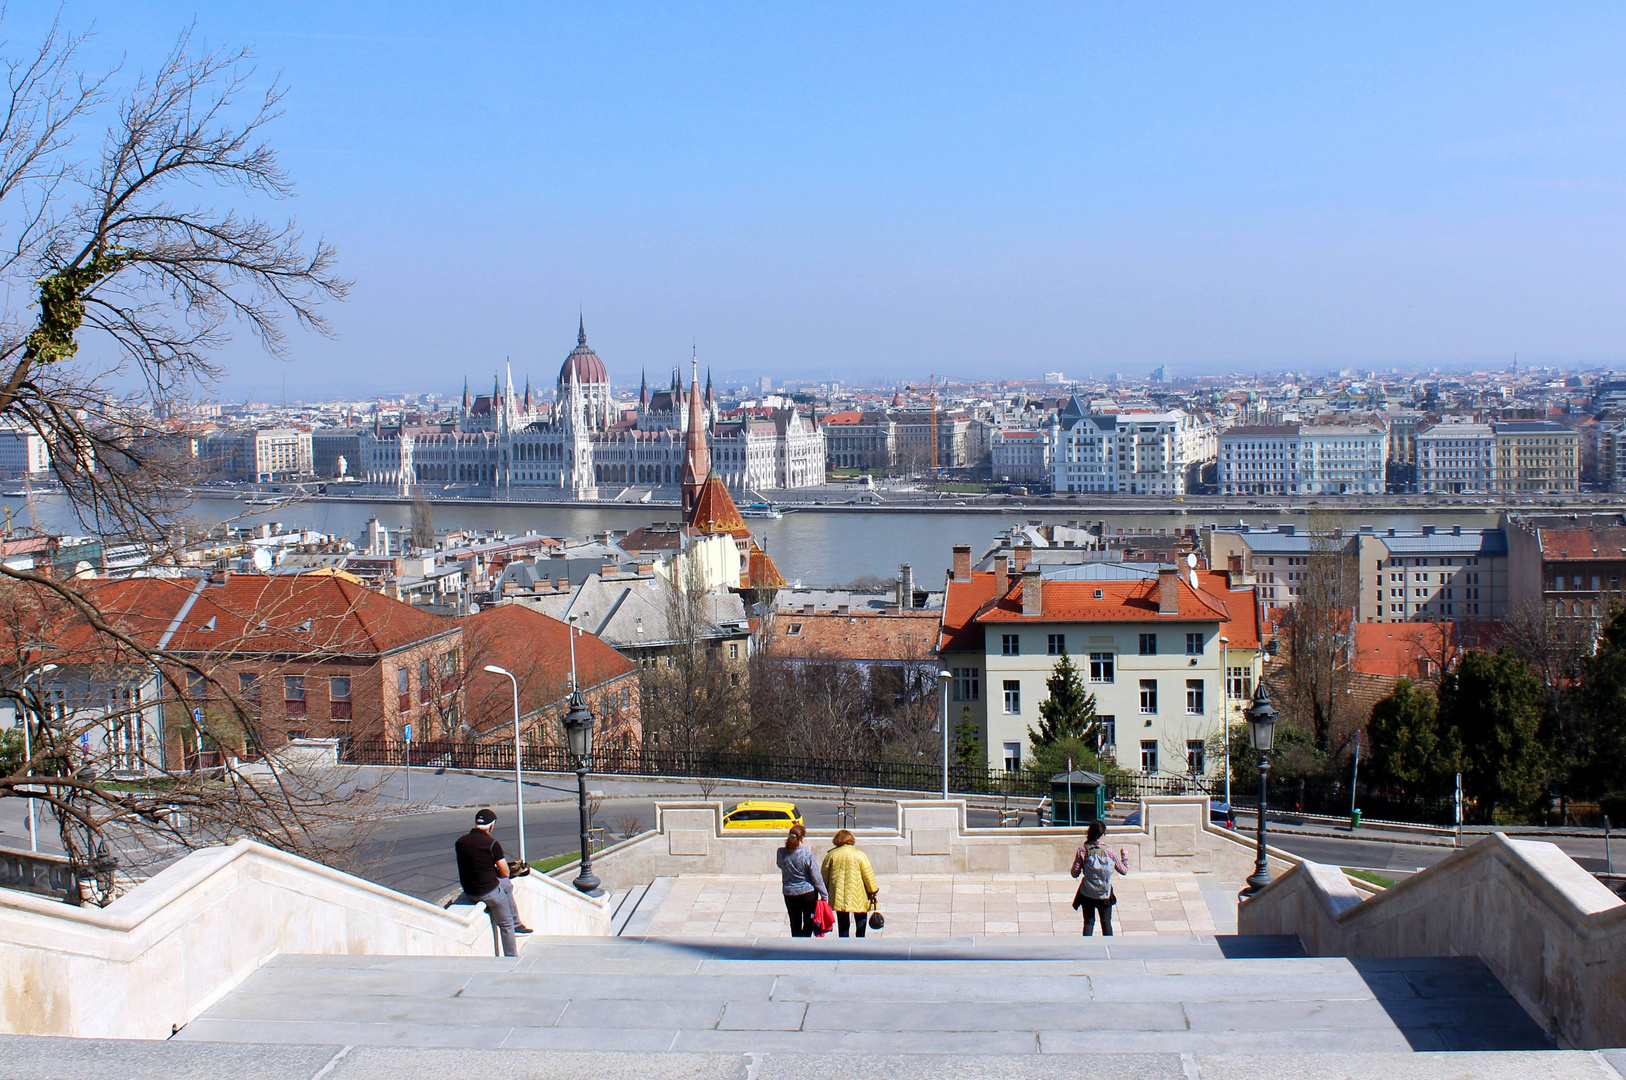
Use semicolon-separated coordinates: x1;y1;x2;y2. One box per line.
639;369;649;407
578;309;587;347
681;349;710;516
461;376;470;413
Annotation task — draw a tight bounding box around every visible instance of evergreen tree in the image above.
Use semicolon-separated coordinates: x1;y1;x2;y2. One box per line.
952;707;983;768
1366;678;1458;795
1576;608;1626;816
1439;649;1546;823
1030;648;1098;747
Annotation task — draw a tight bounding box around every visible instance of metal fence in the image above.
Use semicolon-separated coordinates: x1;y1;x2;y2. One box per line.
341;739;1219;804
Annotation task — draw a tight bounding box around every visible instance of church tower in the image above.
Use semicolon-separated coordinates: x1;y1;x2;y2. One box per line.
681;353;710;516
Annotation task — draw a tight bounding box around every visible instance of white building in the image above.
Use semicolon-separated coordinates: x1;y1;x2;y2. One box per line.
1416;423;1496;493
1050;402;1215;496
0;427;50;480
990;429;1050;484
1218;423;1387;496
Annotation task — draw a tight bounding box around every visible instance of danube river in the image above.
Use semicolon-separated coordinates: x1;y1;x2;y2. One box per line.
5;493;1516;588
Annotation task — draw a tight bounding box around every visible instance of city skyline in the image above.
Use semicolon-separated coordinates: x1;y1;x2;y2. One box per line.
23;3;1626;397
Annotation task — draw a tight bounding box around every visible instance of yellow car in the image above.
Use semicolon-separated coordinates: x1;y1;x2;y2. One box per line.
722;800;804;831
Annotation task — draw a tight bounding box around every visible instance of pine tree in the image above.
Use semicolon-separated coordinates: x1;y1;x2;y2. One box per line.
1030;647;1098;747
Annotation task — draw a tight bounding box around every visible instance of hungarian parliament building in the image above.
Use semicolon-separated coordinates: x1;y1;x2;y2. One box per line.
355;323;827;499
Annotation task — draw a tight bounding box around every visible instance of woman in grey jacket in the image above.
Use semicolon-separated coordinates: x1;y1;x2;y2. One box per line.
775;823;827;937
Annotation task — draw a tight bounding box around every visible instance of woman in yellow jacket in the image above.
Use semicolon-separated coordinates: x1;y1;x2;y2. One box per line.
820;829;879;937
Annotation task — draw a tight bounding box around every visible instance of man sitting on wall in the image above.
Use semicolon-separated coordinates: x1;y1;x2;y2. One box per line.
454;808;532;956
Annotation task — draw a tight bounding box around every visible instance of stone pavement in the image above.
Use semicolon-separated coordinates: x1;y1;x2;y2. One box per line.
173;935;1556;1056
636;872;1223;938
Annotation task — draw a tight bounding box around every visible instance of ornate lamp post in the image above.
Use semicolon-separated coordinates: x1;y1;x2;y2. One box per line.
1240;682;1278;899
562;692;603;896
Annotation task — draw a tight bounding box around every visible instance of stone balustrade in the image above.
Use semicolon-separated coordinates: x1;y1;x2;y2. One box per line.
1237;833;1626;1050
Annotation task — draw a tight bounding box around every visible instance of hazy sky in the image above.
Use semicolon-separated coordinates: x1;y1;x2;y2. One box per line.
20;3;1626;398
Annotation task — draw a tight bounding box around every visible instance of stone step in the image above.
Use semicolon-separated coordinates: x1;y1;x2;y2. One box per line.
4;1037;1621;1080
173;936;1555;1055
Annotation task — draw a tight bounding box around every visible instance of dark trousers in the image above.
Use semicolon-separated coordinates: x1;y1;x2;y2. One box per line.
785;891;818;937
836;911;869;938
1080;896;1114;936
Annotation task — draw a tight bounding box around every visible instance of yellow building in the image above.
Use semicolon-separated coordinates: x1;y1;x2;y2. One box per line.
1493;421;1579;494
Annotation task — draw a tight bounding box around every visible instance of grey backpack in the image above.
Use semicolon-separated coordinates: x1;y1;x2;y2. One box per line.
1079;844;1114;901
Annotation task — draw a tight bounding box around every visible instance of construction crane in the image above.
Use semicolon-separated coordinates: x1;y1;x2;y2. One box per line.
902;374;976;474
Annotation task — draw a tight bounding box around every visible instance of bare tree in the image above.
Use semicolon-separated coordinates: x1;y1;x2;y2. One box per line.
0;22;347;537
410;489;435;551
1276;524;1358;755
637;558;748;761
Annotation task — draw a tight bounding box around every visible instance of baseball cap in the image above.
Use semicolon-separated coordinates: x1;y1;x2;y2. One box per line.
474;808;497;826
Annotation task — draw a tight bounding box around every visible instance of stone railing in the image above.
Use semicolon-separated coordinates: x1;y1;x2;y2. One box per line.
560;796;1308;891
0;848;81;904
0;839;611;1040
1237;833;1626;1049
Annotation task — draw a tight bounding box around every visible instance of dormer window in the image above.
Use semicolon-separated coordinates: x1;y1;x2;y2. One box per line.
787;623;803;636
1093;589;1104;599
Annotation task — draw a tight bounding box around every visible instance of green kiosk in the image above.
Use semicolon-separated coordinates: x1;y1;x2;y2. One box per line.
1049;770;1106;826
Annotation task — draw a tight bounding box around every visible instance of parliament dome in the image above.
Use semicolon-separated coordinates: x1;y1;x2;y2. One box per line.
559;319;609;385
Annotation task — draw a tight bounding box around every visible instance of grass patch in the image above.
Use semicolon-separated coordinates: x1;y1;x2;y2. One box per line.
1341;867;1396;889
531;852;580;874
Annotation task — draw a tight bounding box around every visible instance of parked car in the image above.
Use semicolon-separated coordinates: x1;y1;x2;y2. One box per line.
1122;802;1234;830
722;800;804;831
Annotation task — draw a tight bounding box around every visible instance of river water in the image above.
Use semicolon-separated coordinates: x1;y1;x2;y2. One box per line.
6;493;1512;588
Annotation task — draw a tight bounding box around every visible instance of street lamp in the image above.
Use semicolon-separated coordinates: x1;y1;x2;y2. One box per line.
482;665;527;865
562;691;602;896
1240;682;1279;899
21;663;59;853
1218;636;1229;810
567;614;580;691
938;670;952;799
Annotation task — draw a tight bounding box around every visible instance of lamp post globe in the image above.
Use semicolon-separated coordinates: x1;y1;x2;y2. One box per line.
1240;682;1278;899
562;692;602;896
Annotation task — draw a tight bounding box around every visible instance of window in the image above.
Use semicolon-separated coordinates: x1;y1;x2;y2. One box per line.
238;672;260;702
1227;667;1252;701
1047;633;1065;656
330;676;352;720
1139;679;1158;714
1138;633;1157;656
728;643;739;659
1089;652;1115;683
1186;632;1204;655
1002;633;1020;656
1003;680;1021;714
419;659;432;703
787;623;803;636
1140;740;1159;773
953;667;980;702
187;671;207;699
283;675;306;718
397;668;411;712
1187;740;1206;775
1097;715;1116;755
1003;742;1022;771
1186;679;1204;714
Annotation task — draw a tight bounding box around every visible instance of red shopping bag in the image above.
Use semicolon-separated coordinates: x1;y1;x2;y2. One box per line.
813;897;836;936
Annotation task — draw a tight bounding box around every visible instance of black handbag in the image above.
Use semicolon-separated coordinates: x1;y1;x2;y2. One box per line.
867;898;884;930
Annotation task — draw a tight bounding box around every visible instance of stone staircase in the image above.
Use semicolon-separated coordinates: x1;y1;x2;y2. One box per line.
167;934;1560;1057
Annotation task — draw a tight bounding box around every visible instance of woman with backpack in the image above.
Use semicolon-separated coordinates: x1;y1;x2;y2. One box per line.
1070;820;1130;936
821;829;880;938
776;823;827;937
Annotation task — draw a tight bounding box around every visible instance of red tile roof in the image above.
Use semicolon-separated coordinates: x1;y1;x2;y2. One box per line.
688;475;751;539
745;547;787;590
767;610;939;662
1352;622;1456;679
458;604;632;726
1538;527;1626;562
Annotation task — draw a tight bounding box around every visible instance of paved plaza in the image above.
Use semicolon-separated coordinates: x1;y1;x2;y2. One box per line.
635;873;1227;939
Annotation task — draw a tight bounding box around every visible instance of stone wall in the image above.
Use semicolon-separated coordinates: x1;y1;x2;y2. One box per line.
0;839;610;1040
1237;833;1626;1049
566;796;1301;891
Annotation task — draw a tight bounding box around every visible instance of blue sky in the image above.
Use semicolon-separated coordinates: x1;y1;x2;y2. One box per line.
17;3;1626;397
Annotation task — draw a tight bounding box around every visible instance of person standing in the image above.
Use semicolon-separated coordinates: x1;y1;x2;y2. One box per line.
821;829;879;938
776;823;826;937
454;808;529;957
1070;820;1130;937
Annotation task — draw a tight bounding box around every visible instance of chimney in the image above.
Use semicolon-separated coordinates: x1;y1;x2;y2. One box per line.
1158;566;1181;615
1452;525;1462;536
803;603;815;615
951;545;971;581
1021;568;1043;616
994;554;1009;596
1013;545;1033;573
899;563;915;608
1422;525;1436;536
837;603;850;615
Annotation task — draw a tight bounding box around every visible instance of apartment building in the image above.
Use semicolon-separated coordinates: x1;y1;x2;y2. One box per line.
1050;403;1215;496
1217;423;1388;496
990;429;1050;484
1356;526;1507;623
202;427;315;482
1505;513;1626;620
1494;421;1580;494
938;545;1264;777
0;426;50;480
1416;423;1496;493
